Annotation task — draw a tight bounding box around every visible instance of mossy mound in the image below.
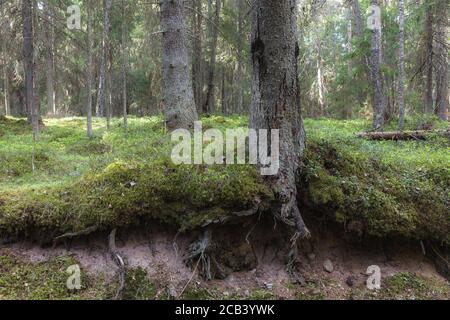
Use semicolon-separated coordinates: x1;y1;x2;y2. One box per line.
301;119;450;244
0;159;272;240
0;116;30;137
0;116;448;244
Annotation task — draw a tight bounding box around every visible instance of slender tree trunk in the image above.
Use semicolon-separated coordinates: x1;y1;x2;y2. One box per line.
316;42;326;116
221;65;227;114
250;0;309;238
423;2;434;114
347;8;353;75
86;0;93;138
22;0;38;138
345;8;353;119
192;0;204;110
96;0;112;117
106;43;112;130
2;1;10;116
397;0;406;129
349;0;366;108
122;0;128;135
43;1;55;116
235;0;245;114
435;0;449;121
160;0;198;130
204;0;221;114
350;0;363;38
369;0;385;130
2;62;9;116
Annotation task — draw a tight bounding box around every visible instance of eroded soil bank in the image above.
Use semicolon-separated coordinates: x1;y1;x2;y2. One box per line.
1;219;448;300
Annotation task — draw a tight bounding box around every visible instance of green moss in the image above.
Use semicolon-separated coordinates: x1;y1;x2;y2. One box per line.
181;285;216;300
0;116;448;244
122;267;156;300
301;119;449;244
0;252;110;300
248;289;275;300
380;272;449;300
66;138;111;156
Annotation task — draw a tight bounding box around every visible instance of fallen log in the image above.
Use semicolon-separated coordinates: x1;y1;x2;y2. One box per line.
357;130;450;141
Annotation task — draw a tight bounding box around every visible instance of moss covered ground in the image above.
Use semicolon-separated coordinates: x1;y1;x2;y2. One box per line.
1;251;447;300
0;115;448;243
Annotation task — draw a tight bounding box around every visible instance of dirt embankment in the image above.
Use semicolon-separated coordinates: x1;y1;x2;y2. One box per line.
1;217;448;300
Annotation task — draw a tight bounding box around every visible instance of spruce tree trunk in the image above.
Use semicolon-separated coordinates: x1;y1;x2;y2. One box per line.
121;0;128;134
22;0;39;137
204;0;221;114
160;0;198;130
86;0;93;138
191;0;204;110
2;1;10;116
250;0;309;238
435;0;449;121
349;0;366;109
423;2;434;114
235;0;245;114
96;0;112;117
43;1;55;116
397;0;406;129
368;0;385;130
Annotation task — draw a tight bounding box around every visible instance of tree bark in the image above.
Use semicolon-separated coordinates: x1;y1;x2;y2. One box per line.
96;0;112;118
435;0;449;121
423;2;434;114
121;0;128;134
106;42;112;130
86;0;93;138
368;0;385;130
22;0;39;137
316;42;326;116
349;0;366;109
349;0;363;38
203;0;221;114
191;0;204;110
43;1;55;116
235;0;245;114
1;1;10;116
250;0;309;238
397;0;406;130
160;0;198;130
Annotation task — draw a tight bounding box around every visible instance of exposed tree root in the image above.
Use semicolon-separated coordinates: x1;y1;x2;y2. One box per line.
108;228;125;300
201;206;260;227
425;241;450;281
52;226;98;248
286;244;306;286
184;230;212;280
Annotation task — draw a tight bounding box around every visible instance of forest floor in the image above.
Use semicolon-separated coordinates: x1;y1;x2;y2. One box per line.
0;115;448;300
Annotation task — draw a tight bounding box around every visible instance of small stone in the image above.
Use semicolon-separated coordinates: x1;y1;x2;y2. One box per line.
311;288;321;295
307;253;316;261
323;259;334;273
346;276;355;287
264;283;273;290
167;285;177;299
